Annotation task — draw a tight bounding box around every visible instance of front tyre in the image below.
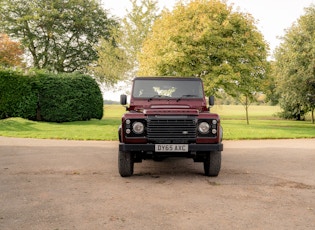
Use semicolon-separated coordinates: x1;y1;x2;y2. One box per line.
118;151;134;177
204;151;221;177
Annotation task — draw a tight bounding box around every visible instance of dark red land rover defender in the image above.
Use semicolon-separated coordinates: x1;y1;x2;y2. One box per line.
118;77;223;177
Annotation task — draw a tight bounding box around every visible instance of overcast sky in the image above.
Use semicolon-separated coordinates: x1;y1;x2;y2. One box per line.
102;0;315;56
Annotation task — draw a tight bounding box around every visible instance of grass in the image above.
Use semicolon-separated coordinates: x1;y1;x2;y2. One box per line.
0;105;314;140
212;105;315;139
222;120;315;140
0;117;120;140
211;105;281;120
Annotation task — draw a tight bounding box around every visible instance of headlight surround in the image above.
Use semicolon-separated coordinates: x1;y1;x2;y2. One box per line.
198;122;210;134
132;121;144;134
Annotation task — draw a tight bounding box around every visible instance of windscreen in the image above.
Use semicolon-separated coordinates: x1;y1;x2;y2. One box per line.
132;78;204;99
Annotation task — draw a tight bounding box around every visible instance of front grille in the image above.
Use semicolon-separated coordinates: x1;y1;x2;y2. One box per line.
147;116;197;143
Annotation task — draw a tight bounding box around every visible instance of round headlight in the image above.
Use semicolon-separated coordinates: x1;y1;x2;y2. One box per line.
212;119;217;125
132;122;144;134
198;122;210;134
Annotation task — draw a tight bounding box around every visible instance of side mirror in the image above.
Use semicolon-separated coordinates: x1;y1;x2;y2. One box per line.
209;95;214;106
120;94;127;105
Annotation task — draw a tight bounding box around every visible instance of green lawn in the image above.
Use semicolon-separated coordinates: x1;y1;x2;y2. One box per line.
0;105;314;140
211;105;281;120
222;119;315;139
0;117;120;140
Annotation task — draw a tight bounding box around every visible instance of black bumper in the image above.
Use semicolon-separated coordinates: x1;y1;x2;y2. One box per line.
119;143;223;152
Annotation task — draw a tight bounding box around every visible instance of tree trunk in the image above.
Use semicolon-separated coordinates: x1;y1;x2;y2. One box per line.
245;96;249;125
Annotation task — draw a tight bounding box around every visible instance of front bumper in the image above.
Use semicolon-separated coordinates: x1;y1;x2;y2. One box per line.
119;143;223;152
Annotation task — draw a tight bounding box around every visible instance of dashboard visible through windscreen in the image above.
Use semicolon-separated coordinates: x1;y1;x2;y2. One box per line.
132;78;204;99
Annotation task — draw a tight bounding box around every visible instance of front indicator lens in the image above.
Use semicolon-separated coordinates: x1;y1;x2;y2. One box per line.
132;122;144;134
198;122;210;134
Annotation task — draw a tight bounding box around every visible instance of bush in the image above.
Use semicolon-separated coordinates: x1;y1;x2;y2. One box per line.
1;70;103;122
0;70;38;119
277;104;305;120
38;73;103;122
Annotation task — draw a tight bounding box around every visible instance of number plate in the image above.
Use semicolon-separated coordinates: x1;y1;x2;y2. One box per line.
155;144;188;152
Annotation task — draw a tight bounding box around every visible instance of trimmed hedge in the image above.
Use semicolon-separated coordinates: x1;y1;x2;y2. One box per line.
0;70;38;119
0;70;103;122
38;73;103;122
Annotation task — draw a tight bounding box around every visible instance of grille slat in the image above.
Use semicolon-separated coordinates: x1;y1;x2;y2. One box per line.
147;116;197;143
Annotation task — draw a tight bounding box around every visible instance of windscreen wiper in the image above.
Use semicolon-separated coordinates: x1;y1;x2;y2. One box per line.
148;95;162;101
148;95;171;101
176;94;199;102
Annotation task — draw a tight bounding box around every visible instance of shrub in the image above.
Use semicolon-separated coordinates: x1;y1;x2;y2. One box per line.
1;70;103;122
38;73;103;122
0;69;38;119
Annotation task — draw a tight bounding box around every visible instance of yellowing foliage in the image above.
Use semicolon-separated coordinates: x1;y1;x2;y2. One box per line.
138;0;269;98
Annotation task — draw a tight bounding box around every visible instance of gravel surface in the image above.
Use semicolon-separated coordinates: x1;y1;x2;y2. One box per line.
0;137;315;230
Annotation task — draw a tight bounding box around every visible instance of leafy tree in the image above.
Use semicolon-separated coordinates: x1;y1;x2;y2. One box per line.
0;0;117;73
138;0;269;124
121;0;159;71
263;61;280;106
91;0;159;87
90;34;131;86
0;34;23;67
274;5;315;123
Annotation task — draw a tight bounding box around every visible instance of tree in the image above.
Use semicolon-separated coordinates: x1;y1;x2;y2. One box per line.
90;0;159;92
121;0;159;72
0;0;117;73
90;34;131;86
263;61;280;106
0;34;23;67
138;0;269;124
91;0;159;86
274;5;315;123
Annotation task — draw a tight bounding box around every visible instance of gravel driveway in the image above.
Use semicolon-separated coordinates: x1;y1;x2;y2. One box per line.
0;137;314;229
